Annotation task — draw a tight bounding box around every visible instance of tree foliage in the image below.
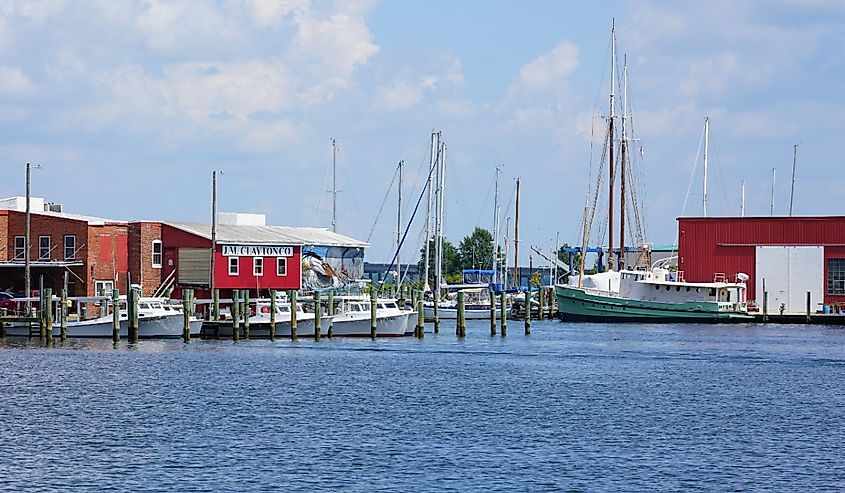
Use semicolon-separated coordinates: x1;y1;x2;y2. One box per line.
417;238;459;286
457;227;494;271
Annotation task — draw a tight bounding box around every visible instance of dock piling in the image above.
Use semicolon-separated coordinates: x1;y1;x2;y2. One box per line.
762;291;768;323
524;288;531;336
289;290;298;341
231;290;240;341
269;290;277;341
806;291;811;324
456;291;466;337
112;289;120;342
489;288;497;336
314;291;322;341
241;290;250;339
370;289;377;339
128;289;139;342
416;291;424;338
60;288;68;340
182;289;192;342
327;291;335;338
44;288;53;342
433;287;440;334
538;287;545;321
500;291;507;337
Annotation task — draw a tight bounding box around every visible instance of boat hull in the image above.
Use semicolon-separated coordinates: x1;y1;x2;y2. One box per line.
4;315;202;338
555;285;754;323
330;312;411;337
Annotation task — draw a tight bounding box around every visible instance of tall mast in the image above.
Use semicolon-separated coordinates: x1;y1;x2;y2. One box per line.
433;133;444;294
492;166;501;284
423;132;436;291
396;160;403;287
703;116;709;216
436;139;447;292
503;217;510;289
741;180;746;217
619;54;628;270
770;168;776;216
789;143;798;216
331;137;338;233
513;178;520;287
607;19;616;272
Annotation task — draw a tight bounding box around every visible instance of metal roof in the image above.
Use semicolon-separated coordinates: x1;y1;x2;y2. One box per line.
166;222;368;248
0;207;124;226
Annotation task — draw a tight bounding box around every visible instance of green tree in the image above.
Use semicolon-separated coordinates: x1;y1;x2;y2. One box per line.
457;227;494;271
418;238;460;286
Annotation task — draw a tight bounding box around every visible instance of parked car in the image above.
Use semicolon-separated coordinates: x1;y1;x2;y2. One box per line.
0;292;17;311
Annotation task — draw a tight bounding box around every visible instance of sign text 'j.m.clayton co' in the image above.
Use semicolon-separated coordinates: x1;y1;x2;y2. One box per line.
221;245;294;257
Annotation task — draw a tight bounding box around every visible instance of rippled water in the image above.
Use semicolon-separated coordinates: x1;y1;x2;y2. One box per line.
2;320;844;492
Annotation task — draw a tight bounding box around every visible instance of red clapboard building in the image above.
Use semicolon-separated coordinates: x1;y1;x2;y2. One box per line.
678;216;845;313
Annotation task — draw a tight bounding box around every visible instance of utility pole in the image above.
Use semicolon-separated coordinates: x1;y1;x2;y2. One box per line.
25;162;32;307
210;170;218;293
703;116;709;216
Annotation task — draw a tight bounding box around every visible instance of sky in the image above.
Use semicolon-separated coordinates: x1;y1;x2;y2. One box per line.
1;0;844;264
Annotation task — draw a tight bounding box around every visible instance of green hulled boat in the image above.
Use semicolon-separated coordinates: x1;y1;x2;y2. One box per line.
555;269;754;323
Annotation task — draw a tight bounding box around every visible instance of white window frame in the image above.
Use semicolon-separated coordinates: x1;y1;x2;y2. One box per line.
228;256;239;276
94;280;114;295
39;236;50;260
277;257;287;276
13;236;25;260
253;257;264;276
151;240;162;268
64;235;76;260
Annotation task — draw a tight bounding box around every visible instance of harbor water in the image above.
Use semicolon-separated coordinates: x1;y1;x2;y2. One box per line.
2;320;844;491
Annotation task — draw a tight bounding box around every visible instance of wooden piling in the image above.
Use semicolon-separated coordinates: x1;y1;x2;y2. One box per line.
538;287;545;321
327;291;335;338
44;288;53;341
433;287;440;334
500;291;507;337
242;290;250;339
806;291;811;324
182;289;192;342
524;289;531;336
489;288;497;336
231;289;240;341
60;288;68;340
289;290;298;341
128;289;139;342
456;291;466;337
213;288;220;322
112;288;120;342
416;291;424;338
370;289;377;339
38;288;46;338
314;291;322;341
269;290;277;341
762;291;768;323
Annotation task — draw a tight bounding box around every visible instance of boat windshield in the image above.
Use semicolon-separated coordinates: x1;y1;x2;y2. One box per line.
385;302;397;309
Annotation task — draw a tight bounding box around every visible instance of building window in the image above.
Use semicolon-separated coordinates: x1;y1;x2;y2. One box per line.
253;257;264;276
39;236;50;260
14;236;25;260
94;280;114;295
64;235;76;260
228;257;239;276
828;259;845;296
151;240;162;268
277;257;287;276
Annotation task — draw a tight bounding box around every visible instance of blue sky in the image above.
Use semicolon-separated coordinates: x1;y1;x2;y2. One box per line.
1;0;844;263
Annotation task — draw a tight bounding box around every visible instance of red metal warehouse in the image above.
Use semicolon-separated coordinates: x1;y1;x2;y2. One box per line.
677;216;845;313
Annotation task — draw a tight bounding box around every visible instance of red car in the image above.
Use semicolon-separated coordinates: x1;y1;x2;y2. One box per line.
0;292;17;311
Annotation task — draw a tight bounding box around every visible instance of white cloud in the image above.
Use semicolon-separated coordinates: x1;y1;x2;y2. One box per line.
134;0;244;55
0;67;35;96
0;0;66;22
243;0;309;28
516;41;579;90
373;57;465;112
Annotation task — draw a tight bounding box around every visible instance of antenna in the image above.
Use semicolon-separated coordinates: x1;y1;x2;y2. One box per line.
789;143;799;216
703;116;709;216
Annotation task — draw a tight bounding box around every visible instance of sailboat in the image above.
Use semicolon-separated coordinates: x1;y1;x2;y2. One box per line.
554;22;753;323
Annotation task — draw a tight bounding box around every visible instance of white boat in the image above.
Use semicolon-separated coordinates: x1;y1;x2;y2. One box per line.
330;298;413;337
423;285;509;320
4;298;202;338
211;301;322;337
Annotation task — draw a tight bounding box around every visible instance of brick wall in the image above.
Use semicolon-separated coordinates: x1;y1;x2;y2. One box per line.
128;221;163;297
0;211;7;262
87;223;129;296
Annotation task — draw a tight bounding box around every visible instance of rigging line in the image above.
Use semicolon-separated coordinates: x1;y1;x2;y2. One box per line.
366;162;401;243
673;124;706;254
377;147;440;295
474;173;496;230
315;146;334;224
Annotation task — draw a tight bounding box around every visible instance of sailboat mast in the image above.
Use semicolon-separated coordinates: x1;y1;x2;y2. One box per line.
619;54;628;271
578;207;589;288
492;166;501;284
607;19;616;272
331;137;338;232
396;160;403;287
514;178;520;288
703;117;709;216
437;139;447;292
423;132;436;290
789;143;798;216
